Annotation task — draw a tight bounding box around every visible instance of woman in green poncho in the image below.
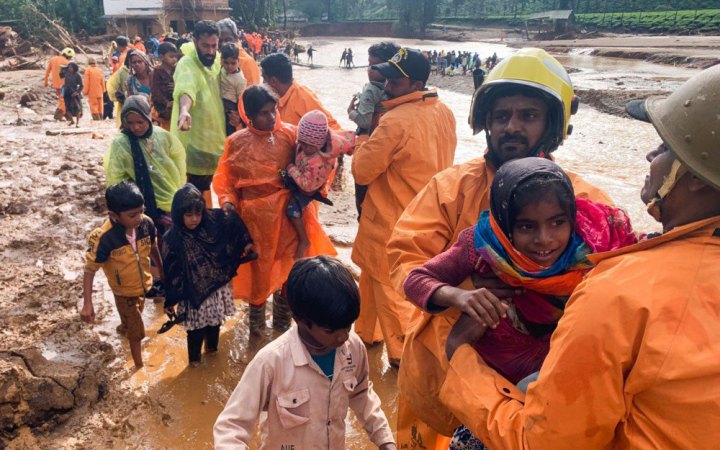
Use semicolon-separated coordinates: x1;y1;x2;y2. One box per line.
104;95;186;234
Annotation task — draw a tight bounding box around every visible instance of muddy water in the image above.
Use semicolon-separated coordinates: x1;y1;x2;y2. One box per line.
123;37;698;449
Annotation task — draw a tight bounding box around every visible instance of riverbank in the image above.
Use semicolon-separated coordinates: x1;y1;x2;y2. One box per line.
427;70;670;118
508;34;720;69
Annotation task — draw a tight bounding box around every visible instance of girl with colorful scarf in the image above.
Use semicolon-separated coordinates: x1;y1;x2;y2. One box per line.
162;184;254;366
403;158;637;449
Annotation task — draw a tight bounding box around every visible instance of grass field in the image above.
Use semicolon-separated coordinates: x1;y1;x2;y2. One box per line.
576;9;720;32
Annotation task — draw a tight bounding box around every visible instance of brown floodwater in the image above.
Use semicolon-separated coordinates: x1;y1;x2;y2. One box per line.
81;37;698;449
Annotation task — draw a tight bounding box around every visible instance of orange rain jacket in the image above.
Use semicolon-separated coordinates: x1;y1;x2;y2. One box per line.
386;157;613;438
44;55;68;89
352;89;456;284
238;47;260;86
277;81;341;130
83;66;105;98
213;123;336;305
440;216;720;450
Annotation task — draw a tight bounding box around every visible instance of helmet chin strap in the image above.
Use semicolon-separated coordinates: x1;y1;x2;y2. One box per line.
646;160;687;222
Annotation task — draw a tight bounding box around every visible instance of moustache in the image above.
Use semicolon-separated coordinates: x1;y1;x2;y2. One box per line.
498;135;529;147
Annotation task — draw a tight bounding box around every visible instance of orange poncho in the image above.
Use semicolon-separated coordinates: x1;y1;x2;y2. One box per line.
213;119;336;305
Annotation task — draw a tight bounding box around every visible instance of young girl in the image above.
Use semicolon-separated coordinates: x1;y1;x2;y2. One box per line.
403;158;637;449
282;110;355;259
62;62;83;127
162;184;255;366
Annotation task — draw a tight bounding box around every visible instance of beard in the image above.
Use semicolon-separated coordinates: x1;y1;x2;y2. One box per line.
197;51;216;67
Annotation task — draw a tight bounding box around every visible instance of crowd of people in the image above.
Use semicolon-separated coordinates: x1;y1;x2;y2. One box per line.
48;16;720;450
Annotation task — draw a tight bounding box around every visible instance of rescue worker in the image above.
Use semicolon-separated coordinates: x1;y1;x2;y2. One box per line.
260;53;340;130
83;57;106;120
439;62;720;450
351;48;457;367
44;47;73;121
217;18;260;86
172;20;225;206
386;49;612;449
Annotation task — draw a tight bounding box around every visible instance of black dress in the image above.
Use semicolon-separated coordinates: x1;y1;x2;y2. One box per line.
63;72;83;117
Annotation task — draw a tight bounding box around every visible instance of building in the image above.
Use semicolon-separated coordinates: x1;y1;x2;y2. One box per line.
526;9;576;35
103;0;231;37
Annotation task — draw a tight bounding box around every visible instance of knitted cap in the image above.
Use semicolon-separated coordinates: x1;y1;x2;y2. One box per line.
298;110;328;148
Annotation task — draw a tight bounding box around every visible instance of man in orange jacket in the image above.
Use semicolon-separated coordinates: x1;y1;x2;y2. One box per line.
83;57;106;120
352;48;457;368
386;49;611;449
439;63;720;450
44;47;73;120
260;53;340;130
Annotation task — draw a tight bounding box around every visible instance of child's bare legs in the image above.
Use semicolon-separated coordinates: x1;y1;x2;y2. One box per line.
129;340;143;368
290;214;310;259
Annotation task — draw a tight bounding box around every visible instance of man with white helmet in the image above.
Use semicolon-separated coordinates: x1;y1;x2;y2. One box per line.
44;47;74;121
386;48;613;448
439;61;720;449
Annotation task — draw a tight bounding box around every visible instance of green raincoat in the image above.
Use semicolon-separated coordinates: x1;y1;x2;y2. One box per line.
170;46;225;176
106;66;129;128
104;127;187;213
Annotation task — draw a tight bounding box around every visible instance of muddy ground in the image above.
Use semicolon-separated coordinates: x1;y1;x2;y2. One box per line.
0;31;705;448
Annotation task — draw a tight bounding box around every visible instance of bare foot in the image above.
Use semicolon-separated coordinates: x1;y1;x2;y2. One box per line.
294;240;310;260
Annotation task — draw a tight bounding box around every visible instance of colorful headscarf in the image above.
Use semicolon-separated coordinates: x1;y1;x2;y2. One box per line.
474;158;636;297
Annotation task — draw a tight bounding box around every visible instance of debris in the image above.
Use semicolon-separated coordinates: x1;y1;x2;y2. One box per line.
46;129;94;136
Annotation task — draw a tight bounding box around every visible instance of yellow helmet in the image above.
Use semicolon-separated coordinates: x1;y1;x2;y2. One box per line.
61;47;75;58
469;48;578;153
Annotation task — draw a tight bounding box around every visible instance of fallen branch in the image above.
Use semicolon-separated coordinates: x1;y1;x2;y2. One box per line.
26;4;90;56
46;129;94;136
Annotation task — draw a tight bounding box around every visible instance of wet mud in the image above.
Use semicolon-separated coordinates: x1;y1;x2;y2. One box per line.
0;35;704;448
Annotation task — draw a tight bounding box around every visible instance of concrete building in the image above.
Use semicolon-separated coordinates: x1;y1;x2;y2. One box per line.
103;0;231;37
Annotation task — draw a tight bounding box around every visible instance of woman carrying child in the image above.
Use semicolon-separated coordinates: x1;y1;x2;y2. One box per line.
213;85;336;334
62;61;83;127
162;184;254;366
282;110;355;259
403;157;637;449
104;95;186;236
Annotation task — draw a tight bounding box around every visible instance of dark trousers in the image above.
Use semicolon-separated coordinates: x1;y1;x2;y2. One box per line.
187;174;213;192
186;325;220;363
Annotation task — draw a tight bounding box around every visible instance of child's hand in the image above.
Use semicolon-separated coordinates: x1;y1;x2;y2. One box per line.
222;202;235;215
80;304;95;323
347;96;358;114
164;306;175;316
453;288;509;329
446;313;486;360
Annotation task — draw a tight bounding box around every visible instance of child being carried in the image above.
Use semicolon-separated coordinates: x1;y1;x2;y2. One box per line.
281;110;355;259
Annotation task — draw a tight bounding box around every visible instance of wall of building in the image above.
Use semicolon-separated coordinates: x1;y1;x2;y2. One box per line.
103;0;163;17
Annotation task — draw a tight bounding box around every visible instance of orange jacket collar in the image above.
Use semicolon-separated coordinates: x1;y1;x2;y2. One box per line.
277;81;299;110
588;215;720;265
381;88;439;110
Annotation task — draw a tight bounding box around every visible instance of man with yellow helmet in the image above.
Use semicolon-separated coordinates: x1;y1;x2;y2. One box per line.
385;48;611;449
44;47;75;121
437;61;720;450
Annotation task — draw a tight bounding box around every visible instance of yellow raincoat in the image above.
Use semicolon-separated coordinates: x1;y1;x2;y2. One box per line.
351;88;456;360
440;216;720;449
106;66;129;128
104;127;187;213
213;122;337;305
386;157;613;447
171;48;225;176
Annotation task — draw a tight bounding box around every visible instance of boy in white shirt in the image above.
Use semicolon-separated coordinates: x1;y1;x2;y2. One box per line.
220;42;247;136
214;256;396;450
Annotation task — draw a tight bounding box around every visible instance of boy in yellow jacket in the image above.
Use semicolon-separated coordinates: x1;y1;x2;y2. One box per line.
80;181;163;368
